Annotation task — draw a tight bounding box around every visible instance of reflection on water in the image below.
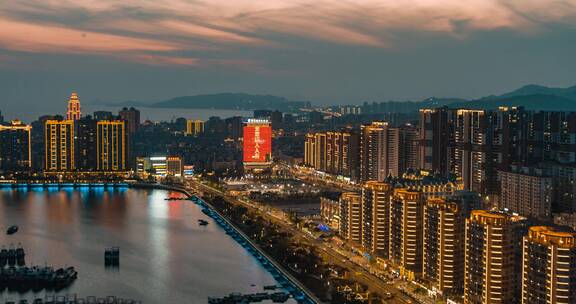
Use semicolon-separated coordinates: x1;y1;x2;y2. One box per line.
0;188;290;303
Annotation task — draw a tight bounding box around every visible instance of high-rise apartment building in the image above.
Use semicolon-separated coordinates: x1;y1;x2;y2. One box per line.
271;110;283;130
66;92;81;121
452;108;526;197
320;197;340;229
96;120;126;171
75;116;97;171
453;109;493;195
424;197;466;296
360;121;389;182
361;181;392;258
0;120;32;172
119;107;140;134
339;192;362;245
44;120;75;171
186;120;204;136
304;133;316;168
119;107;139;170
359;121;420;180
402;124;420;172
304;130;360;181
522;226;576;304
499;166;553;220
525;111;576;164
389;189;424;280
313;133;327;172
420;106;576;204
545;164;576;213
224;116;243;141
326;131;339;175
419;108;454;176
464;210;526;304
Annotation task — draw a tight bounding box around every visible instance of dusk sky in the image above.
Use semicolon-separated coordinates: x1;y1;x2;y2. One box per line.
1;0;576;117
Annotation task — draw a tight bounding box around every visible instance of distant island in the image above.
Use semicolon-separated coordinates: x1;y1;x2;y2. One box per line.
100;84;576;113
151;93;310;112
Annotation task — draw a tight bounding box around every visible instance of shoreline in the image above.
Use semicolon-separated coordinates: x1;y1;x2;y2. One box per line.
0;182;130;189
0;181;319;303
135;182;321;304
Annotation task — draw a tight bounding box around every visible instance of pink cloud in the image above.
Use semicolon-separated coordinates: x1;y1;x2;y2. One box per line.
1;0;575;66
0;18;180;55
126;54;200;66
159;20;265;44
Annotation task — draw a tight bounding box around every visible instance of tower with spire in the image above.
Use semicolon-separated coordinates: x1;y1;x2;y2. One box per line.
66;91;82;121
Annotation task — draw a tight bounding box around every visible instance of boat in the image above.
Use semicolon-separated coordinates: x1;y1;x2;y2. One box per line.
6;226;18;235
270;292;291;303
198;219;209;226
105;247;120;266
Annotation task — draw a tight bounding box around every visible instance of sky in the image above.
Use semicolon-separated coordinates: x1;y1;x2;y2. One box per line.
1;0;576;119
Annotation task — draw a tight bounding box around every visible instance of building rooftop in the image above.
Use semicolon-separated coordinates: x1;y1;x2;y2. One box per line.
526;226;576;248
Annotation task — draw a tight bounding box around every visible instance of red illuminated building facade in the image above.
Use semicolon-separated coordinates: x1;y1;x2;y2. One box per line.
243;119;272;172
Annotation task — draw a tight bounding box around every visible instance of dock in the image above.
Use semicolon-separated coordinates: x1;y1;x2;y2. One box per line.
1;295;141;304
208;291;291;304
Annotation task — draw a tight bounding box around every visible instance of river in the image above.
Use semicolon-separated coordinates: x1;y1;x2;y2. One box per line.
0;188;296;303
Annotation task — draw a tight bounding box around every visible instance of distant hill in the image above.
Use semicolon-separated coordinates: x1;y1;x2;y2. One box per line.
449;94;576;111
446;84;576;111
107;84;576;113
363;84;576;113
494;84;576;101
150;93;310;111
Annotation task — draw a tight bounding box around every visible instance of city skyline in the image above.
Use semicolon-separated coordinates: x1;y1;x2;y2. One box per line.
2;0;576;116
2;2;576;304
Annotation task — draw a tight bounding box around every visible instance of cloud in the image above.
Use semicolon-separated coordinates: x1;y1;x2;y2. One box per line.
125;54;200;66
1;0;575;67
0;18;179;54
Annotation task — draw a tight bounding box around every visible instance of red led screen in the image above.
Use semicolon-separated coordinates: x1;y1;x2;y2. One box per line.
243;124;272;163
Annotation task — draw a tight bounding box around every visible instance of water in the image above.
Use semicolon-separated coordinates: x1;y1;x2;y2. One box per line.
0;188;295;303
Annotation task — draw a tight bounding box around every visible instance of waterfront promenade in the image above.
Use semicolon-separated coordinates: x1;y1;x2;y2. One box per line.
130;181;322;304
188;179;417;304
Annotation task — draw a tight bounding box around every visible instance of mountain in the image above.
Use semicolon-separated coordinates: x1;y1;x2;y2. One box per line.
363;84;576;113
150;93;309;111
449;94;576;111
109;84;576;113
445;84;576;111
495;84;576;101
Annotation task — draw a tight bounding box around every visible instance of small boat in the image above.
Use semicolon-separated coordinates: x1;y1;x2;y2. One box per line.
198;219;209;226
6;225;18;235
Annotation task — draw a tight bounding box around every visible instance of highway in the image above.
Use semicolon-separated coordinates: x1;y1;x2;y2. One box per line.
187;179;417;304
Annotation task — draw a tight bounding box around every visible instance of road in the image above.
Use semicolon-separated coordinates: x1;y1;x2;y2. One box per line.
187;179;418;304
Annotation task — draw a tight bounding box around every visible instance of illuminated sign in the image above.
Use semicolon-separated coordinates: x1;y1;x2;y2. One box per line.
183;165;194;177
243;121;272;164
